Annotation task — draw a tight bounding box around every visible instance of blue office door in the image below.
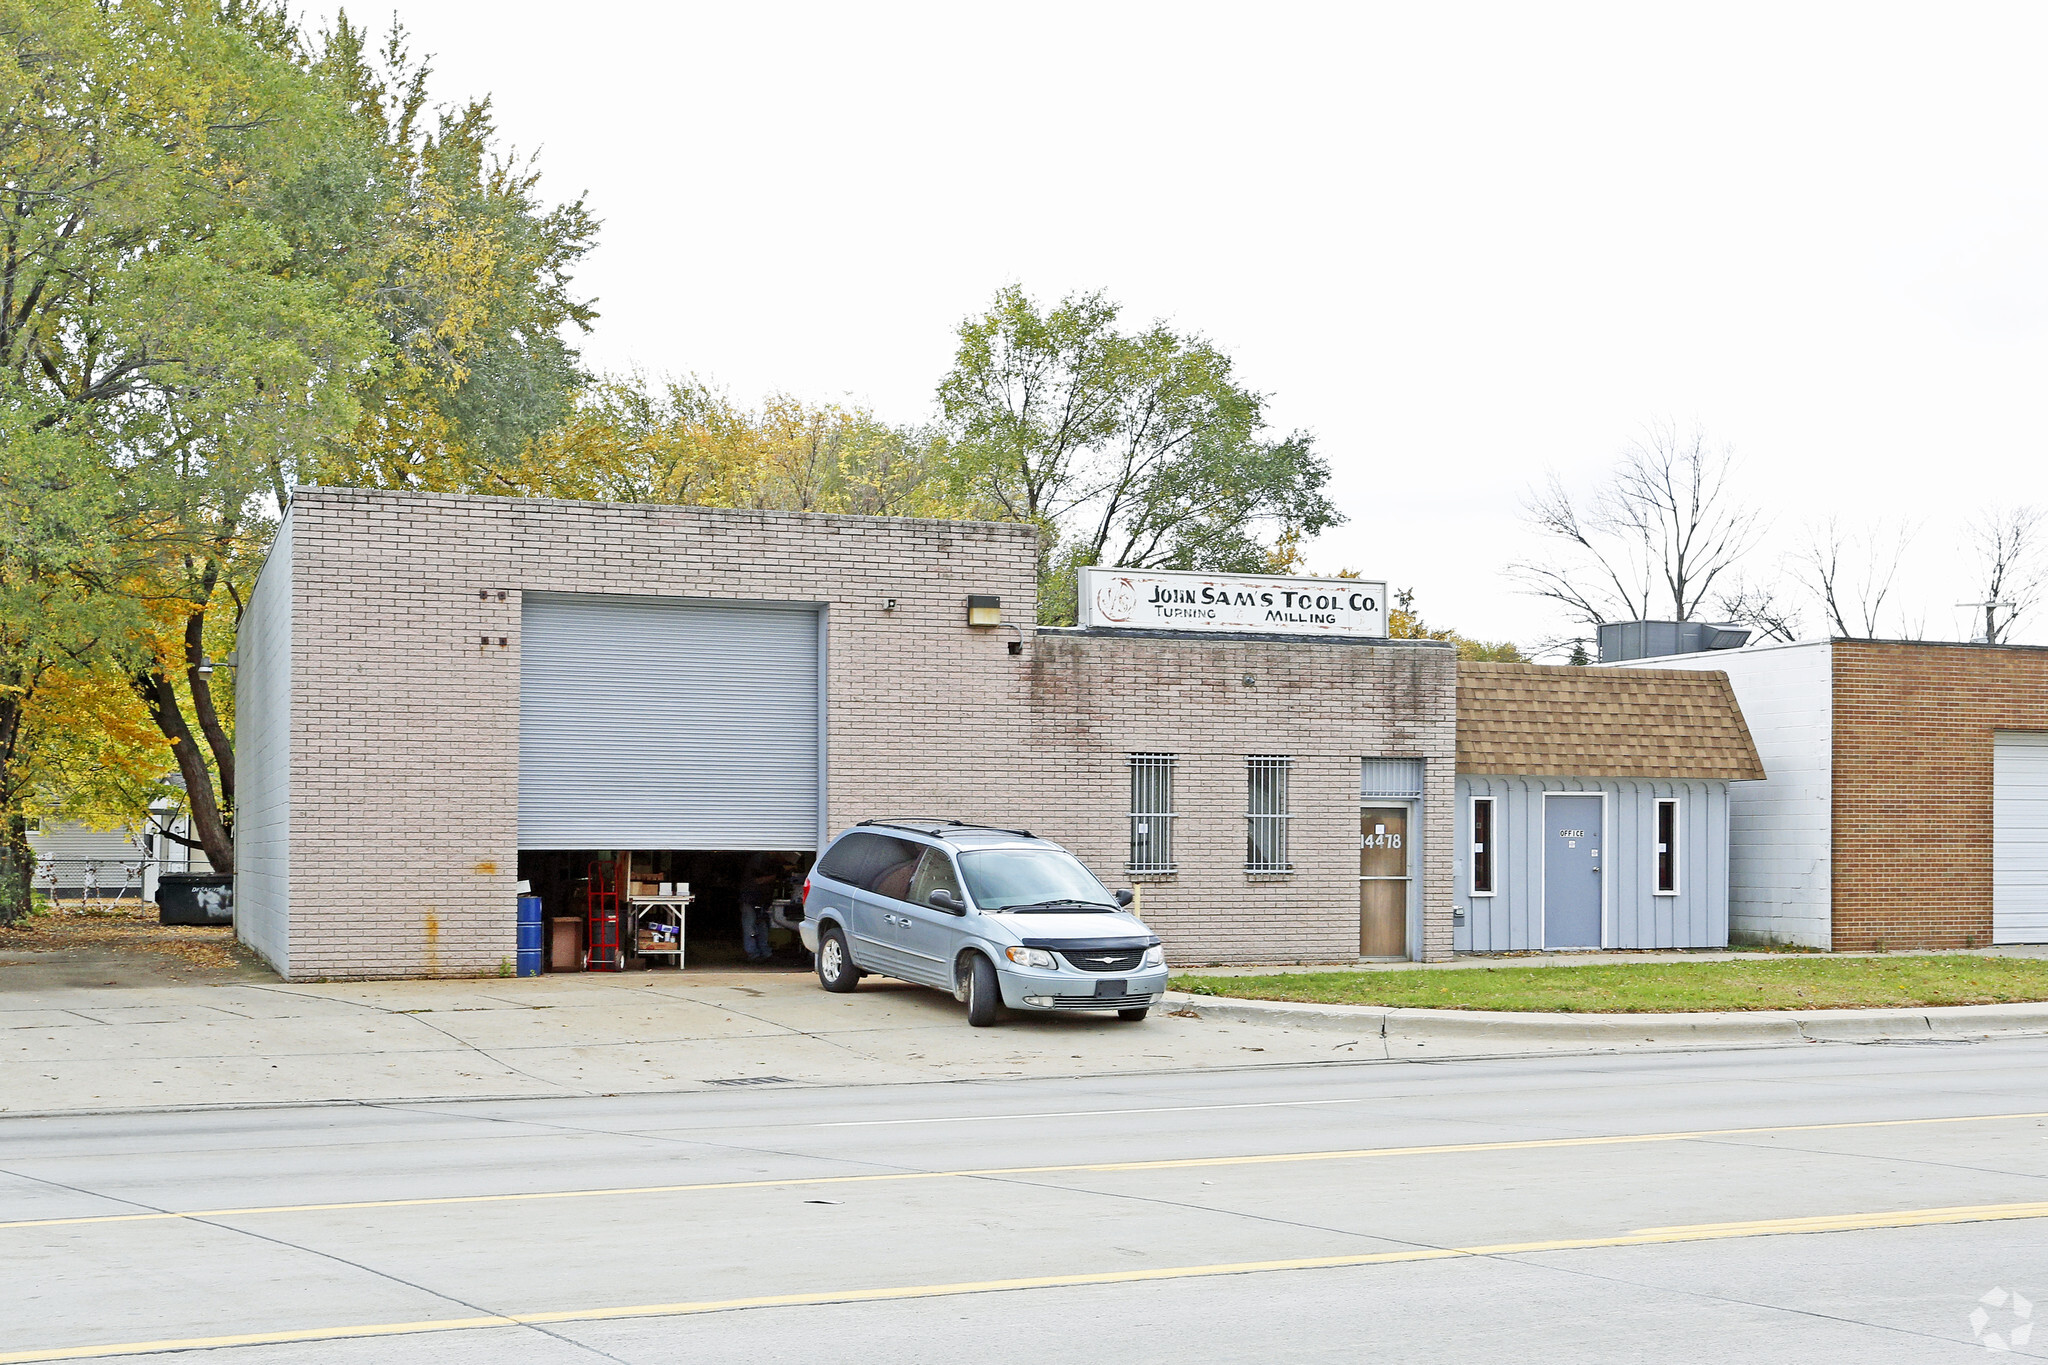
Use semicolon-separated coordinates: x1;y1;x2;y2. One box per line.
1544;795;1604;948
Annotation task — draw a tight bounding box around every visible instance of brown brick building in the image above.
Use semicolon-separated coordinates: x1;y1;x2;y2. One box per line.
1620;639;2048;950
236;489;1458;980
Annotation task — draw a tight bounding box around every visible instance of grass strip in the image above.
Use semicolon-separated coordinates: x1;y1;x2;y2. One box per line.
1170;955;2048;1013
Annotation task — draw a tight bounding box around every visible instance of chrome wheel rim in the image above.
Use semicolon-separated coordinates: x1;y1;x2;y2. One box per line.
822;939;843;980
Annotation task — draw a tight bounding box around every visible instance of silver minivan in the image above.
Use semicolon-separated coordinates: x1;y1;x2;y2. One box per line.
797;820;1168;1026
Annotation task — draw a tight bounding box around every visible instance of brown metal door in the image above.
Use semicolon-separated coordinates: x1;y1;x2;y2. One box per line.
1359;808;1409;957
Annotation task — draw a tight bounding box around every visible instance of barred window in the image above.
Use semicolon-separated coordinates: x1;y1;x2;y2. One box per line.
1245;755;1293;873
1128;754;1177;873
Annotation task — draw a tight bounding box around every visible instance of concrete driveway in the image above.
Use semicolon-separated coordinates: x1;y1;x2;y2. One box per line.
0;957;1384;1116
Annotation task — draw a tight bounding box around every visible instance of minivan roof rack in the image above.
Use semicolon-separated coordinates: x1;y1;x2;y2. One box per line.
856;818;1037;840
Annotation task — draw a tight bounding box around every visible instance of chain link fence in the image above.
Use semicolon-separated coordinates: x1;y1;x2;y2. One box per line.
34;858;152;907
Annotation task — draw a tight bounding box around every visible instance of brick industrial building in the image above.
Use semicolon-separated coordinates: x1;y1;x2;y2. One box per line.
1619;639;2048;950
235;488;1462;979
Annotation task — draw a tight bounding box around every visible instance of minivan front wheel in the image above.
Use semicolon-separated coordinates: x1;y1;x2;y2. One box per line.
964;953;1003;1027
817;926;859;993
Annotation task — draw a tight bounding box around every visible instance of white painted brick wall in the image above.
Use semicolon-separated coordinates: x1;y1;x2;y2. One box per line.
234;510;294;971
1614;642;1832;947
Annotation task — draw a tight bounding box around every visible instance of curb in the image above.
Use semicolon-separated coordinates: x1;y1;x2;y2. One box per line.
1160;992;2048;1054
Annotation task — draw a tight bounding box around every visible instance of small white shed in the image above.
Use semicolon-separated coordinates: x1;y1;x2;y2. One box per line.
1452;663;1765;952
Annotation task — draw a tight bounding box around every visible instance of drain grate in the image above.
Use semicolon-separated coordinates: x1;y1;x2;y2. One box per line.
705;1075;796;1086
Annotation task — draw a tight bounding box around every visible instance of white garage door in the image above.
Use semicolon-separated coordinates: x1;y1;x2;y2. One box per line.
519;594;823;850
1993;731;2048;944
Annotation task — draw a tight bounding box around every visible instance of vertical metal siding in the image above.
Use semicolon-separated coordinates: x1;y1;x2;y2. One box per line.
1453;774;1731;951
1993;732;2048;944
518;594;822;850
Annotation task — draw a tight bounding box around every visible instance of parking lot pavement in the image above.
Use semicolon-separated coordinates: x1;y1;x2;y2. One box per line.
0;961;1399;1115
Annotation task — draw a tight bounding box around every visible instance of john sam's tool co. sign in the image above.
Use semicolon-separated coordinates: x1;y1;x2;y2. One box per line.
1079;567;1390;637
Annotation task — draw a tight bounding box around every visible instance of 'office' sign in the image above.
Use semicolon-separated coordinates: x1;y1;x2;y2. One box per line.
1079;567;1389;638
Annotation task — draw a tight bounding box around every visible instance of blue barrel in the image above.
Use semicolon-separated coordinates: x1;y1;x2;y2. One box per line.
516;896;546;975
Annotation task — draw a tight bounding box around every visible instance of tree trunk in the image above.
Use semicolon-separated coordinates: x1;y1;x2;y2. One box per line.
0;809;29;927
182;611;234;811
0;692;27;925
134;669;234;873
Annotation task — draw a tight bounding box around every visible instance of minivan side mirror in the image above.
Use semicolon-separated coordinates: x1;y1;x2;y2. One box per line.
928;889;967;914
1114;889;1135;907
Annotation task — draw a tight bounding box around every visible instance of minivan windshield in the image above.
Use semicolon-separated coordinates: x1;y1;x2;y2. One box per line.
957;847;1118;912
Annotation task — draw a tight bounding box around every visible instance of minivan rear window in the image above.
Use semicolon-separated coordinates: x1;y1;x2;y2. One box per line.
817;833;925;895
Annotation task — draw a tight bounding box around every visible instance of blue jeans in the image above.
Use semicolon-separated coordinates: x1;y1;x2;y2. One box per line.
740;901;773;962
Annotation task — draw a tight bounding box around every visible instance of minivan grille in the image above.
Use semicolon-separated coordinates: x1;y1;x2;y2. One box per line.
1060;948;1146;973
1049;993;1155;1010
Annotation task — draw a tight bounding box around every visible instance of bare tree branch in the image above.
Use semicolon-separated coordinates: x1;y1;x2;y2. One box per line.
1715;580;1799;643
1964;505;2044;643
1510;422;1765;630
1787;517;1914;639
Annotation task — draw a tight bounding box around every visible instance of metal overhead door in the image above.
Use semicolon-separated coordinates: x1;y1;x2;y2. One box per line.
1994;731;2048;944
519;594;822;850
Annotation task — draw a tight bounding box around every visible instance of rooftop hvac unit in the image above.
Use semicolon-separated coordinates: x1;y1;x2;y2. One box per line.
1596;620;1751;663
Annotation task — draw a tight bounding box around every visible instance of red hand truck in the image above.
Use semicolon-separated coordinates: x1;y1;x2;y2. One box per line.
583;861;624;971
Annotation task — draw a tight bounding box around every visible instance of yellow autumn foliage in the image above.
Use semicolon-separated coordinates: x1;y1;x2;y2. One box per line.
18;666;172;830
500;376;990;521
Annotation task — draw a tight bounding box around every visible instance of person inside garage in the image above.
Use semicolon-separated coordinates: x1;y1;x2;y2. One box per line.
739;851;797;964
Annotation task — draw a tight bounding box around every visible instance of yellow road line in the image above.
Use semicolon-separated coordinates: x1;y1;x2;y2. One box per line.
6;1199;2047;1363
8;1108;2045;1234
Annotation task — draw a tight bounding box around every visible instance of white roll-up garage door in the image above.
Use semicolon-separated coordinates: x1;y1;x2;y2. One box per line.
1993;731;2048;944
519;594;822;850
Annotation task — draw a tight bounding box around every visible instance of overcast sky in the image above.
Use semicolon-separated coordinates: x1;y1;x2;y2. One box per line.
302;1;2048;649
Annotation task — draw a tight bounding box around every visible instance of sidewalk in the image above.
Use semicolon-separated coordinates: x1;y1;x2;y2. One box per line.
8;941;2048;1118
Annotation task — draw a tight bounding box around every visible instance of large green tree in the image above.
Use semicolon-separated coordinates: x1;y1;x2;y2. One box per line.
301;15;597;494
0;0;594;878
937;286;1341;621
0;403;144;922
0;0;381;879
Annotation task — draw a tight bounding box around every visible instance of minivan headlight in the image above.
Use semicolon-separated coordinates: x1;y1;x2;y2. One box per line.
1142;946;1165;968
1005;946;1058;969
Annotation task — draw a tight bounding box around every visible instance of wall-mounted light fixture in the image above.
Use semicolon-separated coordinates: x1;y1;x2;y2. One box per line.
966;595;1002;627
883;598;898;612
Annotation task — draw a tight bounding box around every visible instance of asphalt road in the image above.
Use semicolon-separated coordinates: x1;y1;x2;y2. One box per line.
5;1038;2048;1363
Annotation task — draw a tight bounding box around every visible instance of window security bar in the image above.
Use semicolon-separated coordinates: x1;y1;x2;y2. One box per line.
1245;755;1293;873
1128;753;1178;873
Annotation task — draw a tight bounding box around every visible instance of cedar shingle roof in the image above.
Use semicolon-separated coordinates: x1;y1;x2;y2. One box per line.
1457;662;1765;780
